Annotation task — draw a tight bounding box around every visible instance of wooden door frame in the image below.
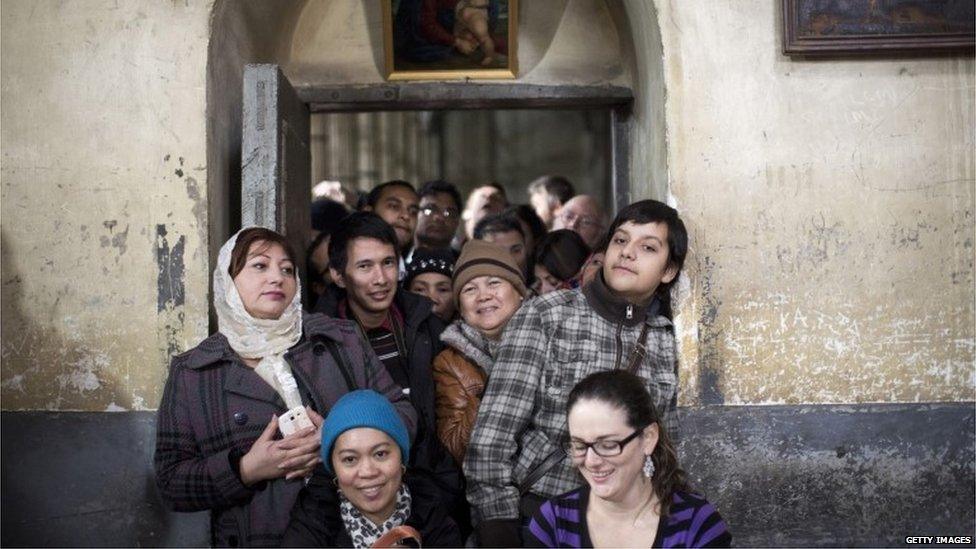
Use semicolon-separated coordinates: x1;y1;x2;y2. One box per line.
295;82;635;213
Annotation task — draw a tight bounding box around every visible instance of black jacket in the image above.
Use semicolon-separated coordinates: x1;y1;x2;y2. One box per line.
282;469;461;547
313;287;464;505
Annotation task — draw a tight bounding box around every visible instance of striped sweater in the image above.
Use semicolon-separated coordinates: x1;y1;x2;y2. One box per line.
527;486;732;548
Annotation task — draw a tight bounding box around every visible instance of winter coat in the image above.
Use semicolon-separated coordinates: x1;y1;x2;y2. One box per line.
313;287;464;506
432;320;500;464
465;272;679;522
282;468;462;547
154;313;416;547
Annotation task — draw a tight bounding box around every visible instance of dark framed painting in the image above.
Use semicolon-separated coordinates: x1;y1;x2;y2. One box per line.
783;0;975;56
382;0;518;80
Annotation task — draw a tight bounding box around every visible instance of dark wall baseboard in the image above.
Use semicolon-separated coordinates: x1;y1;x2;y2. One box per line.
677;403;975;547
2;403;973;547
1;411;209;547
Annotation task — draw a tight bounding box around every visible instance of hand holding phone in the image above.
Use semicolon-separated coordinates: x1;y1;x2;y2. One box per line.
278;406;314;437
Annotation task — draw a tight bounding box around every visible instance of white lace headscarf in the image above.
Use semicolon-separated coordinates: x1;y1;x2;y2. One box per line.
214;227;304;408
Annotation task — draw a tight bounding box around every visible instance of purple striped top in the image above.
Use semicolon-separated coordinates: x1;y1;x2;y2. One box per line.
526;486;732;548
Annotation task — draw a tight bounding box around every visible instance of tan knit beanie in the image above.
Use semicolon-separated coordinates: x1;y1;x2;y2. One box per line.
453;239;528;306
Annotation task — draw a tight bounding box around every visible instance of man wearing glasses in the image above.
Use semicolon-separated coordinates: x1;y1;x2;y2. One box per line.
413;180;463;257
553;194;607;250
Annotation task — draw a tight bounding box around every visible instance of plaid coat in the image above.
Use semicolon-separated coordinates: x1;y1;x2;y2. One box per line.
464;280;678;522
154;313;416;547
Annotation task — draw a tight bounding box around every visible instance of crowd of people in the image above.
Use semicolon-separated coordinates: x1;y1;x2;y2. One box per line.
154;175;732;548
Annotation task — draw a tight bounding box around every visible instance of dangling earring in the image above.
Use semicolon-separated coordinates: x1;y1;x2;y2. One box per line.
643;455;655;479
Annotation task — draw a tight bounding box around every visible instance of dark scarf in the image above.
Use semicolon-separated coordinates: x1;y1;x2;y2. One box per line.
582;270;661;327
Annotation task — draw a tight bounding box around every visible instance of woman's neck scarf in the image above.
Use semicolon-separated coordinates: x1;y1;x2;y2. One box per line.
213;228;304;408
339;484;412;549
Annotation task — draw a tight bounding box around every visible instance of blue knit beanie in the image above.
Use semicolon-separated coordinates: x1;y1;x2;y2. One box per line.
320;390;411;474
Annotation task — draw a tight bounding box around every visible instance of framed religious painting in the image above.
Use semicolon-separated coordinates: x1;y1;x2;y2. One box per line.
382;0;518;80
783;0;975;56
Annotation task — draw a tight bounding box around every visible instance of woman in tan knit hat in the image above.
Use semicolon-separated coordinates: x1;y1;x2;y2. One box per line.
431;239;527;464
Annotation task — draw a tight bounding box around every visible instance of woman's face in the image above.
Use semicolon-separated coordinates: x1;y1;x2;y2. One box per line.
332;428;404;525
232;241;297;320
580;251;605;287
458;275;522;339
603;221;676;303
409;272;455;321
567;398;657;504
533;264;564;295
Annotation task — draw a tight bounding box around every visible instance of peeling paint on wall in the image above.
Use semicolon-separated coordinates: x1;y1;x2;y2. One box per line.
0;1;210;411
155;225;186;313
657;1;975;406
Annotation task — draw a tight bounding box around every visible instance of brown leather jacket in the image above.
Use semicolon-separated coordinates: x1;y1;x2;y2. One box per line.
432;347;487;464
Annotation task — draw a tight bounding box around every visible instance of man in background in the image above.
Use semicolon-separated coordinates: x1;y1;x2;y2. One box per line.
528;175;575;229
552;194;607;250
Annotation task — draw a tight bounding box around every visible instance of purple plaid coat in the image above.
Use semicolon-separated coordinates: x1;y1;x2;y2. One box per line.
154;313;416;547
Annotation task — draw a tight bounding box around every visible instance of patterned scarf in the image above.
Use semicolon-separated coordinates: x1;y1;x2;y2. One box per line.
439;320;500;375
339;484;412;548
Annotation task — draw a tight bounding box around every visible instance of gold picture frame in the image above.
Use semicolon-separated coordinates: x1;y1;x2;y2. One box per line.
382;0;518;81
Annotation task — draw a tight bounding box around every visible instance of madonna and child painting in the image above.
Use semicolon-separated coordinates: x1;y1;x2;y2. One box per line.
383;0;517;80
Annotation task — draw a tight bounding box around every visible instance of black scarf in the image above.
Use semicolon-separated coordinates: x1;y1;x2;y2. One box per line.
582;270;661;327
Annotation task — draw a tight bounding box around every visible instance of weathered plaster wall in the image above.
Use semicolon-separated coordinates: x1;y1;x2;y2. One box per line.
650;0;975;406
1;0;212;411
284;0;631;88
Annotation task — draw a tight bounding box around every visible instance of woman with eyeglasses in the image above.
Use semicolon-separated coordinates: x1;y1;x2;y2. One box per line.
526;370;731;548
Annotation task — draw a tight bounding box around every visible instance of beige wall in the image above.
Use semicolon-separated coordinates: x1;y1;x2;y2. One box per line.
652;0;975;405
1;0;212;410
284;0;630;87
2;0;972;412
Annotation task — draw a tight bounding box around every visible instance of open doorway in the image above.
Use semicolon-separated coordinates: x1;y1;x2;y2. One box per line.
238;65;633;271
309;109;612;209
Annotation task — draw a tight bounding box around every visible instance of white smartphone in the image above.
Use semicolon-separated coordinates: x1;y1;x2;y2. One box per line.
278;406;314;437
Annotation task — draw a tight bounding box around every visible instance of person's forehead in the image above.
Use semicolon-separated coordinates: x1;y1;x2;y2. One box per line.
413;271;451;284
246;240;290;259
348;237;397;259
568;399;629;433
566;198;599;215
334;427;395;450
380;185;418;203
615;220;669;241
486;229;523;244
421;192;458;209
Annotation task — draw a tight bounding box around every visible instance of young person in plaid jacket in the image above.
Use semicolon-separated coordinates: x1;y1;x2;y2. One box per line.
464;200;688;546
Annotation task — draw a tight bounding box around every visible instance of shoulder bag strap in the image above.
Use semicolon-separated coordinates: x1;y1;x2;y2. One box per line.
622;322;651;374
519;447;565;495
323;339;358;393
371;525;422;548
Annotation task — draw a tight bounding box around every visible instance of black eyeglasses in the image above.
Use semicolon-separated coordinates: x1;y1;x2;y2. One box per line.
420;206;458;219
562;429;643;458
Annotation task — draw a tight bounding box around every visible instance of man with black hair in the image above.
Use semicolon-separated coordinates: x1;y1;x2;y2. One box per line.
473;210;528;280
528;175;576;228
414;180;462;253
316;212;466;529
362;179;420;255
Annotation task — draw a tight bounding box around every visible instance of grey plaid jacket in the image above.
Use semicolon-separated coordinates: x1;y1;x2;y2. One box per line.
463;283;678;522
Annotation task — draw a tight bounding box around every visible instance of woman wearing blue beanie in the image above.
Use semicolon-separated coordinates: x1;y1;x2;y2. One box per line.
284;390;461;548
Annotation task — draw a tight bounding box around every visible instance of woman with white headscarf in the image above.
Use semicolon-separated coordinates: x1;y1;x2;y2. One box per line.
154;227;416;547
